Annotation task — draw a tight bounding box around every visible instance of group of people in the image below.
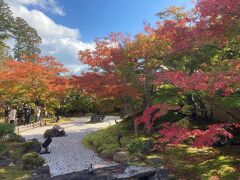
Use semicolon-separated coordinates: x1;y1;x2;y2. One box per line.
4;104;43;125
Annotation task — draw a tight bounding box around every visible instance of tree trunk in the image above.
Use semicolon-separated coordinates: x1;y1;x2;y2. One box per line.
123;96;138;136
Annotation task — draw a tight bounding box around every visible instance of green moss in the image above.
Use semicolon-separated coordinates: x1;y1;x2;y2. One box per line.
0;166;31;180
82;119;240;179
82;119;135;156
0;141;32;180
195;156;240;180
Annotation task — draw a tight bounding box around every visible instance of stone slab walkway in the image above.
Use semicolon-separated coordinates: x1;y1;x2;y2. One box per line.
20;116;119;177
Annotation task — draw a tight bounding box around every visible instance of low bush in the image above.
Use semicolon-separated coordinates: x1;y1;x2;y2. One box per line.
22;152;45;170
23;139;42;153
8;133;26;142
127;139;145;155
0;123;15;138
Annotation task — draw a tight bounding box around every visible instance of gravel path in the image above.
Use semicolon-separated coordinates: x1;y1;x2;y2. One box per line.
20;116;120;177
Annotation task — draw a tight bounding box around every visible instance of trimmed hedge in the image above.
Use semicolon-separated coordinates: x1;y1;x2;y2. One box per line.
22;152;45;170
0;123;15;138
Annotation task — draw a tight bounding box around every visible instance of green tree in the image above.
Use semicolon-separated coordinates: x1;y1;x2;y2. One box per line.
0;0;14;42
13;17;41;61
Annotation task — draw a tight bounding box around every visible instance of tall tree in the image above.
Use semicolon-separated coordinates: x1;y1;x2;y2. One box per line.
13;17;41;61
0;0;14;42
0;0;14;61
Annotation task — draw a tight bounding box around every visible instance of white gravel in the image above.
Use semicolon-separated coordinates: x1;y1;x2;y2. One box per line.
20;116;120;177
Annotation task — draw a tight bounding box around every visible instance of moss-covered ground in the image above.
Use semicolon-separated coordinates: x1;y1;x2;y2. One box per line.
0;141;31;180
82;118;240;180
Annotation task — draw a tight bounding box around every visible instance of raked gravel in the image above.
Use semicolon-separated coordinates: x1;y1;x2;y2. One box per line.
20;116;120;177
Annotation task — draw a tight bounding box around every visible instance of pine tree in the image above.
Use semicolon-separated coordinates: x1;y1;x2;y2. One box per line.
13;17;41;61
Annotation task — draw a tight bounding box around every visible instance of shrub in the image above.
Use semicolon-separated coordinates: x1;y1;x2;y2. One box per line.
43;129;54;138
127;139;145;155
22;152;45;170
8;133;26;142
0;123;15;138
23;139;42;153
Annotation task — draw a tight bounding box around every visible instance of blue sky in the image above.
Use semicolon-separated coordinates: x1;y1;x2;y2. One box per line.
51;0;192;42
7;0;192;73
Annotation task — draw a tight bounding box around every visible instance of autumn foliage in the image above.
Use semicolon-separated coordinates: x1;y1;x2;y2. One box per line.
159;123;240;148
0;55;70;105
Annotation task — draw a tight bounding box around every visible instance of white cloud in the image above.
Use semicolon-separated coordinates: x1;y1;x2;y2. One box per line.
7;0;65;16
7;2;95;73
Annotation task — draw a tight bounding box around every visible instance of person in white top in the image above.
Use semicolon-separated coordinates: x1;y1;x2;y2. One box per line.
35;106;41;122
8;106;17;124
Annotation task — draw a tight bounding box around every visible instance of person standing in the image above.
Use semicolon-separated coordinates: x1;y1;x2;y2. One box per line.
8;106;17;124
23;104;31;125
4;105;10;123
35;106;41;122
17;106;23;124
55;106;61;122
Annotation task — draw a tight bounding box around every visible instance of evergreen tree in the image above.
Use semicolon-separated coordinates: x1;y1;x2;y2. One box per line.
13;17;41;61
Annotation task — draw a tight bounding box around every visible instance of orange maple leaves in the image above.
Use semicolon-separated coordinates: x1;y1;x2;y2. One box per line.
0;55;70;103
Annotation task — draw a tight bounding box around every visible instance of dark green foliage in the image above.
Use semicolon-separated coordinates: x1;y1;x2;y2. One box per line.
23;139;42;153
153;85;184;105
13;17;41;61
0;0;14;41
155;112;183;124
22;152;45;170
8;133;26;142
127;139;145;155
60;90;94;115
0;123;15;138
0;1;41;62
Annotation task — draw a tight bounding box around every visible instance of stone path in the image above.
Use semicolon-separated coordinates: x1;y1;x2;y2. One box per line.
20;116;120;177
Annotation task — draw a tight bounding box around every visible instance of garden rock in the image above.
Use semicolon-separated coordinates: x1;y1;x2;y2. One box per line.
143;139;154;154
31;165;51;180
52;125;66;137
35;165;51;176
150;168;169;180
113;166;157;179
44;125;66;138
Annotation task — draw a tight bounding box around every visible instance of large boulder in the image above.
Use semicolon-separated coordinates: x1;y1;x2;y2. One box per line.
43;125;66;138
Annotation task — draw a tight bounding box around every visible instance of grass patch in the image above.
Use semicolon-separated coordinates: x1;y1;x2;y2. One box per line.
82;118;135;158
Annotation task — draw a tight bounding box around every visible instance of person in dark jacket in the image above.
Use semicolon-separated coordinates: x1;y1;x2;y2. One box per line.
23;104;31;125
4;105;10;123
17;106;23;124
55;107;61;122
